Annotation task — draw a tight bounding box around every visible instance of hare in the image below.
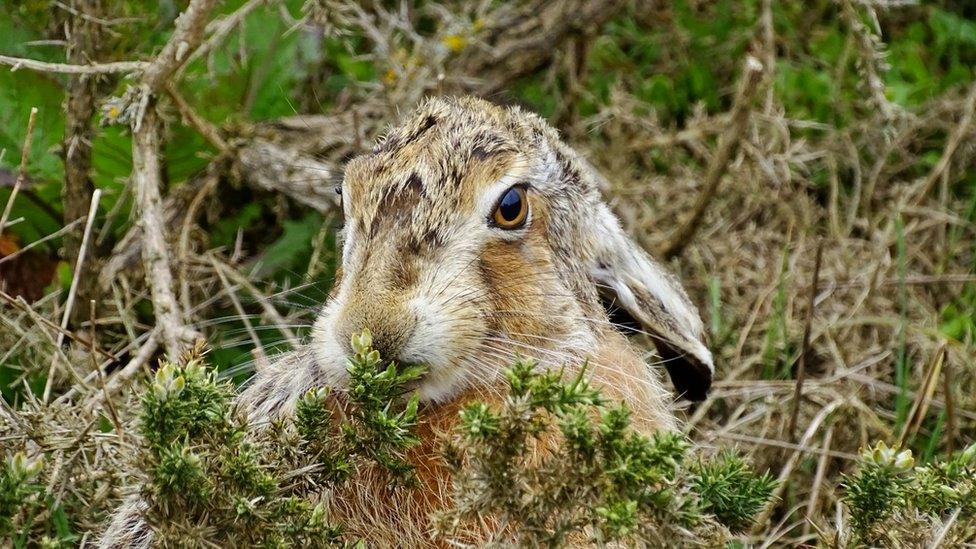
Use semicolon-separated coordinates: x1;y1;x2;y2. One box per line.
101;96;712;547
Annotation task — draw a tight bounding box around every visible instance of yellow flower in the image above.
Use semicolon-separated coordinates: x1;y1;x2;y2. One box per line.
442;34;467;54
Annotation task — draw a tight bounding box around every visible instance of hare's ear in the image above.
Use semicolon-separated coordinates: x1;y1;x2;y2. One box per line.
588;205;714;400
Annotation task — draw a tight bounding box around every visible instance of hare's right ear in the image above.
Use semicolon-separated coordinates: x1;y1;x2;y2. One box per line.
586;204;714;400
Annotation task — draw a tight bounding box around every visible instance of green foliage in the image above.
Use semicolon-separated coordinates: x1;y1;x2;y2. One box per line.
0;452;45;538
341;329;424;482
136;334;423;546
692;452;778;532
437;358;776;546
843;441;976;543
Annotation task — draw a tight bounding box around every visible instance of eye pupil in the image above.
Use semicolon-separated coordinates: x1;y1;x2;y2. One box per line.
492;186;528;229
498;189;522;221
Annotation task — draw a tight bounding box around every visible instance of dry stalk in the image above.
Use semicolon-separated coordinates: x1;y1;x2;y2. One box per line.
661;56;765;259
0;289;117;361
915;82;976;204
90;299;124;438
43;189;102;403
209;255;301;348
751;399;845;534
803;424;834;538
942;358;956;456
0;107;38;234
789;240;824;441
897;343;946;448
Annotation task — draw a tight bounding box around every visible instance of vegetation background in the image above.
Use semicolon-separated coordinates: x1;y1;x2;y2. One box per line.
0;0;975;546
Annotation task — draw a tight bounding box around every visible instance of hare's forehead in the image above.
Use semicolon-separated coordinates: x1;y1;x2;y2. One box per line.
344;140;526;229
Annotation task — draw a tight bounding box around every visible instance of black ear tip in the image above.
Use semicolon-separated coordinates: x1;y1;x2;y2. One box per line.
668;364;712;401
658;346;713;401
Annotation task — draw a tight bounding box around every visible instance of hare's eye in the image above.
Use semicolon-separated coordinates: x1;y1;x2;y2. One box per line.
492;186;528;229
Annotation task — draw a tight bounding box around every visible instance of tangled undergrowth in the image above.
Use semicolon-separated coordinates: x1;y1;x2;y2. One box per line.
1;333;778;546
4;333;974;546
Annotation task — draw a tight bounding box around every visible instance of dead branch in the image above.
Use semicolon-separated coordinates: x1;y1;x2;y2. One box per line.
131;109;199;358
661;56;765;259
138;0;221;92
0;54;148;74
107;0;626;272
62;3;119;325
128;0;220;358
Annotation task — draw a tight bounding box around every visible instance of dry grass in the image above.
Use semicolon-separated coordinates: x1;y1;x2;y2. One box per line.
592;76;976;544
1;0;975;545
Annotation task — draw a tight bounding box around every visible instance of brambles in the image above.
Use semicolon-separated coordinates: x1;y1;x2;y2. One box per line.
436;358;776;546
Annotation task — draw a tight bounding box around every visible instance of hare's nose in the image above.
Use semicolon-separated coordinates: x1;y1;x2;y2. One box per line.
340;311;416;366
365;328;409;364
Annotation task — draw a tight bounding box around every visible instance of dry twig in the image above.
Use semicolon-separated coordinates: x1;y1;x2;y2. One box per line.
43;189;102;403
0;54;148;74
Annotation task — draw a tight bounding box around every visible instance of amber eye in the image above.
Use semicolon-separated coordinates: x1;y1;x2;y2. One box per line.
492;186;528;229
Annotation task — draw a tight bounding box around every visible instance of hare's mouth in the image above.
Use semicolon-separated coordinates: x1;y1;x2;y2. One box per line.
395;361;468;404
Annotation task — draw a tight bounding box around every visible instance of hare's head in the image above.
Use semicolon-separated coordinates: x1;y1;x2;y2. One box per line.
311;96;712;403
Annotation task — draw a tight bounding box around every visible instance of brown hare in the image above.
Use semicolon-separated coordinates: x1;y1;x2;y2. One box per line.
101;96;712;547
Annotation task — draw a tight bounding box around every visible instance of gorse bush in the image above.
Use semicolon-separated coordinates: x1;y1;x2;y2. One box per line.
842;440;976;546
135;335;422;546
3;332;974;545
129;333;778;546
0;452;46;540
437;359;777;545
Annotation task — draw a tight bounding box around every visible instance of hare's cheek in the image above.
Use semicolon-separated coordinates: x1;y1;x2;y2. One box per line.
309;300;352;384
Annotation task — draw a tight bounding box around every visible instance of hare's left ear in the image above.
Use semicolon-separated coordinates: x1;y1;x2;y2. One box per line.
587;204;714;400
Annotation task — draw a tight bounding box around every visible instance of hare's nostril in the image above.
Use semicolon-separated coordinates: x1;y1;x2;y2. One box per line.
352;323;414;367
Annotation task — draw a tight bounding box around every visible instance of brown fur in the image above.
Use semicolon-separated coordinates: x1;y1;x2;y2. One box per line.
100;96;710;547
